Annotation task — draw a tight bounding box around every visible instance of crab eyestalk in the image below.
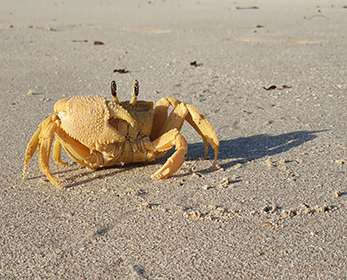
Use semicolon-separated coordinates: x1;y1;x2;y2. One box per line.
111;80;120;104
129;79;139;105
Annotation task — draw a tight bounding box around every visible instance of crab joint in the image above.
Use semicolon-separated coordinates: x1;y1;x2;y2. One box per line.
111;80;120;104
129;79;139;105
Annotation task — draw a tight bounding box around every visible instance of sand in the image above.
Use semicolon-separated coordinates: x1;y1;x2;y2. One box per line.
1;0;347;278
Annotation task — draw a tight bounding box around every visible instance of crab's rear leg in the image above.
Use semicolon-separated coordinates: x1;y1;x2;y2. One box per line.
23;126;41;179
151;128;188;179
23;114;53;179
37;121;63;189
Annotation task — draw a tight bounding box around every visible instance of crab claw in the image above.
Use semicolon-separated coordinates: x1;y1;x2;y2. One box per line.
108;103;135;127
151;129;188;179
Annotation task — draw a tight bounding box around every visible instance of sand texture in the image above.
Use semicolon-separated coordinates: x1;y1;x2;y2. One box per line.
1;0;347;279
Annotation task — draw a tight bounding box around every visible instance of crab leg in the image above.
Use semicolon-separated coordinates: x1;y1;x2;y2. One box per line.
150;98;170;140
23;126;41;179
167;97;219;161
185;104;219;162
151;128;188;179
37;121;62;189
52;140;70;167
54;129;105;169
23;114;53;179
158;102;187;136
151;97;219;162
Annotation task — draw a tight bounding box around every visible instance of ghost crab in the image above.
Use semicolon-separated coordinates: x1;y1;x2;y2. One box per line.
23;80;219;188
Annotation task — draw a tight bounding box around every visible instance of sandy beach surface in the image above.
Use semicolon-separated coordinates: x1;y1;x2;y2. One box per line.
1;0;347;278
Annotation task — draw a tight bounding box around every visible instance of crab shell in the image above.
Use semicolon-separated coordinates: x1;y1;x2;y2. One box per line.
55;96;154;150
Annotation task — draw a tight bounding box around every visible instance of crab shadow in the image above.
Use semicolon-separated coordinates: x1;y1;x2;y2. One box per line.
186;130;325;171
26;130;324;187
27;166;128;188
63;130;325;183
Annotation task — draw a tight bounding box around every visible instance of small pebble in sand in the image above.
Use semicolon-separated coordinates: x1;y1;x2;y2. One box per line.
220;178;229;185
27;89;34;95
249;210;257;216
261;221;272;228
141;202;151;208
202;185;212;190
233;163;242;169
262;206;273;213
335;190;341;197
192;172;204;178
39;98;51;102
217;166;225;172
264;159;275;167
128;265;147;277
279;158;289;164
218;178;230;188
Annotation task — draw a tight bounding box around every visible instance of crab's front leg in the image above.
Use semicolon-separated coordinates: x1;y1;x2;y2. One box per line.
151;128;188;179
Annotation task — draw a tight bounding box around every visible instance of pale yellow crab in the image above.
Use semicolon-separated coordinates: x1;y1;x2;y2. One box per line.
23;80;219;188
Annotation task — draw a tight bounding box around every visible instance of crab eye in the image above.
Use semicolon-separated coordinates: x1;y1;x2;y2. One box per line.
133;79;139;96
111;80;120;104
129;79;139;105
